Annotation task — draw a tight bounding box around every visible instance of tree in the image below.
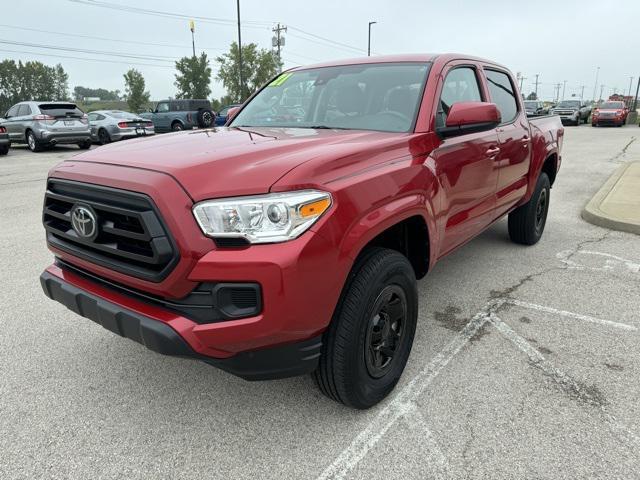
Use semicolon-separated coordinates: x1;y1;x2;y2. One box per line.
216;42;282;102
174;52;212;99
123;69;150;113
73;86;120;102
526;92;538;101
0;59;69;112
210;95;237;112
53;64;69;101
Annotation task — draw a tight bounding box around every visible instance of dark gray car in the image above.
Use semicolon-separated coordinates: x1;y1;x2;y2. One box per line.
0;101;91;152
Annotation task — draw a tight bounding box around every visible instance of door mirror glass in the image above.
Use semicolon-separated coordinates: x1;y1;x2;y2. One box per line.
437;101;501;138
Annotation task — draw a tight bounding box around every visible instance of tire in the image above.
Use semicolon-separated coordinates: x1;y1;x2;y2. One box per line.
313;248;418;409
26;130;43;152
196;109;215;128
592;123;597;127
97;128;111;145
508;172;551;245
77;140;92;150
171;121;184;132
0;145;8;155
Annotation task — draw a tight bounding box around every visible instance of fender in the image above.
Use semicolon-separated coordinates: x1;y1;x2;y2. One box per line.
339;192;438;270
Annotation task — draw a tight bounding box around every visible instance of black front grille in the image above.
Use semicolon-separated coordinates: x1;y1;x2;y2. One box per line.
43;179;178;282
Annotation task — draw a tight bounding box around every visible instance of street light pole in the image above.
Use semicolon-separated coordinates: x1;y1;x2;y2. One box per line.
236;0;244;102
628;76;634;97
562;80;567;101
189;20;195;58
368;21;377;57
592;66;600;102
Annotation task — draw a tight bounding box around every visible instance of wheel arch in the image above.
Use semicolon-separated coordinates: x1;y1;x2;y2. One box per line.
338;195;436;280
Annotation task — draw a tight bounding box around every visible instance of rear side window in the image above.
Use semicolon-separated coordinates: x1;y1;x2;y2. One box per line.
38;103;83;118
437;67;483;127
17;104;32;116
485;70;518;123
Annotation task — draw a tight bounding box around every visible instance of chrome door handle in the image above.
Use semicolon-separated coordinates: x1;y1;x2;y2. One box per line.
485;147;501;157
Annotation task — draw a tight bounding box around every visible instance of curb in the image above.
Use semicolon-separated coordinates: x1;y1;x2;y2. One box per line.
582;161;640;235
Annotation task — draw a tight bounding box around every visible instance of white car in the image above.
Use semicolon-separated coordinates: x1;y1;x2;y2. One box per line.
88;110;155;145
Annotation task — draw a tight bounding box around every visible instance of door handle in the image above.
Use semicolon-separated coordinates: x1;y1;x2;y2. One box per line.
520;137;530;148
485;147;501;157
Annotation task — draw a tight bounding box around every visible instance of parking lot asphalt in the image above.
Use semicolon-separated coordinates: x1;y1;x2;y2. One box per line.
1;126;639;480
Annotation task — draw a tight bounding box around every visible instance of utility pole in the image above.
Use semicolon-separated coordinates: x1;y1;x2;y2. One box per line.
368;21;377;56
580;85;585;101
592;66;600;102
628;76;634;97
236;0;244;102
189;20;196;57
533;74;540;99
272;23;287;68
599;84;605;102
562;80;567;101
517;72;526;93
632;76;639;111
554;83;562;103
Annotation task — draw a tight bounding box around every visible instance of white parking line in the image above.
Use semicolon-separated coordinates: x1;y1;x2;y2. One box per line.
316;306;496;480
317;297;636;479
557;249;640;273
504;299;637;331
490;314;640;450
401;403;450;479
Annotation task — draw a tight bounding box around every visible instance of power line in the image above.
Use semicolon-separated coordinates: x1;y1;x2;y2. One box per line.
67;0;271;28
0;48;175;69
0;39;176;63
68;0;372;56
0;23;225;52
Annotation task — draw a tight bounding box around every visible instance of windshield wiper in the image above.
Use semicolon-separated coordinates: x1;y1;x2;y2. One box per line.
307;125;353;130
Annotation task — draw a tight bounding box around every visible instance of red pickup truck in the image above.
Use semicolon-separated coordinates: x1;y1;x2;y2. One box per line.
40;54;563;408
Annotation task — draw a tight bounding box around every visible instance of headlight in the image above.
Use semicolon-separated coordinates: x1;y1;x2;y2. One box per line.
193;190;332;244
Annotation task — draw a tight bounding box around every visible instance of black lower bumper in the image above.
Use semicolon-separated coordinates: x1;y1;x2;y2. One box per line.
40;271;322;381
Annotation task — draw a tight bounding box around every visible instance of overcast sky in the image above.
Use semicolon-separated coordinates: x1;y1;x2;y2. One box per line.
1;0;639;102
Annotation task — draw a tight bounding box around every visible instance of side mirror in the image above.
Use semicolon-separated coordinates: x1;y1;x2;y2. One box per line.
437;102;501;138
226;106;240;123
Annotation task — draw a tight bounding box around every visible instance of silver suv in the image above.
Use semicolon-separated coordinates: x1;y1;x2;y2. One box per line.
0;101;92;152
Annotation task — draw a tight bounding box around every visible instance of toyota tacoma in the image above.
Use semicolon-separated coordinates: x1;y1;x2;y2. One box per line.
40;54;563;408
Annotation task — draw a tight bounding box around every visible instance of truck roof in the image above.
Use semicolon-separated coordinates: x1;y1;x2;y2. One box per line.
290;53;505;71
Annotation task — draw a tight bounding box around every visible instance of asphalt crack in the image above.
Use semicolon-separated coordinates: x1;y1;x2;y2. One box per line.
611;136;636;163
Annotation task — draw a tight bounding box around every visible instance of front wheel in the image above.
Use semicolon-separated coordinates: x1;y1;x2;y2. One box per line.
78;140;92;150
171;122;184;132
508;172;551;245
0;145;8;155
313;248;418;409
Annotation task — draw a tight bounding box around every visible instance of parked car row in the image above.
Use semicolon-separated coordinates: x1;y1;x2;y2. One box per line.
0;98;241;154
550;100;592;126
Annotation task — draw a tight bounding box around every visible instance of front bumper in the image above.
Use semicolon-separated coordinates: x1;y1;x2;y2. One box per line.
40;268;322;380
593;117;624;126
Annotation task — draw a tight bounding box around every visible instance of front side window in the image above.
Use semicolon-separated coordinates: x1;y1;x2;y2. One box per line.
156;102;169;113
231;62;431;133
485;69;518;123
436;67;483;127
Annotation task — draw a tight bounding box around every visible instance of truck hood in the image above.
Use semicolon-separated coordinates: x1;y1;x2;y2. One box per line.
68;127;402;200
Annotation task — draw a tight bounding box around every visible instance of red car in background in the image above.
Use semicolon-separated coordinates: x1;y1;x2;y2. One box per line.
592;101;628;127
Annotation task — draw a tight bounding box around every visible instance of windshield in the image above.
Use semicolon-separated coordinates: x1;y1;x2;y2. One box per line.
557;100;580;108
600;102;624;109
524;101;538;108
230;62;431;133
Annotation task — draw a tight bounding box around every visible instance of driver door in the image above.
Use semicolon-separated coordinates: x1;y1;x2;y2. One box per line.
154;102;170;131
430;63;500;256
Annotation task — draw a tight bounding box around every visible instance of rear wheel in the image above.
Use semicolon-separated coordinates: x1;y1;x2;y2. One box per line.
78;140;92;150
0;145;8;155
313;248;418;409
98;128;111;145
508;172;551;245
26;130;43;152
197;109;215;128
